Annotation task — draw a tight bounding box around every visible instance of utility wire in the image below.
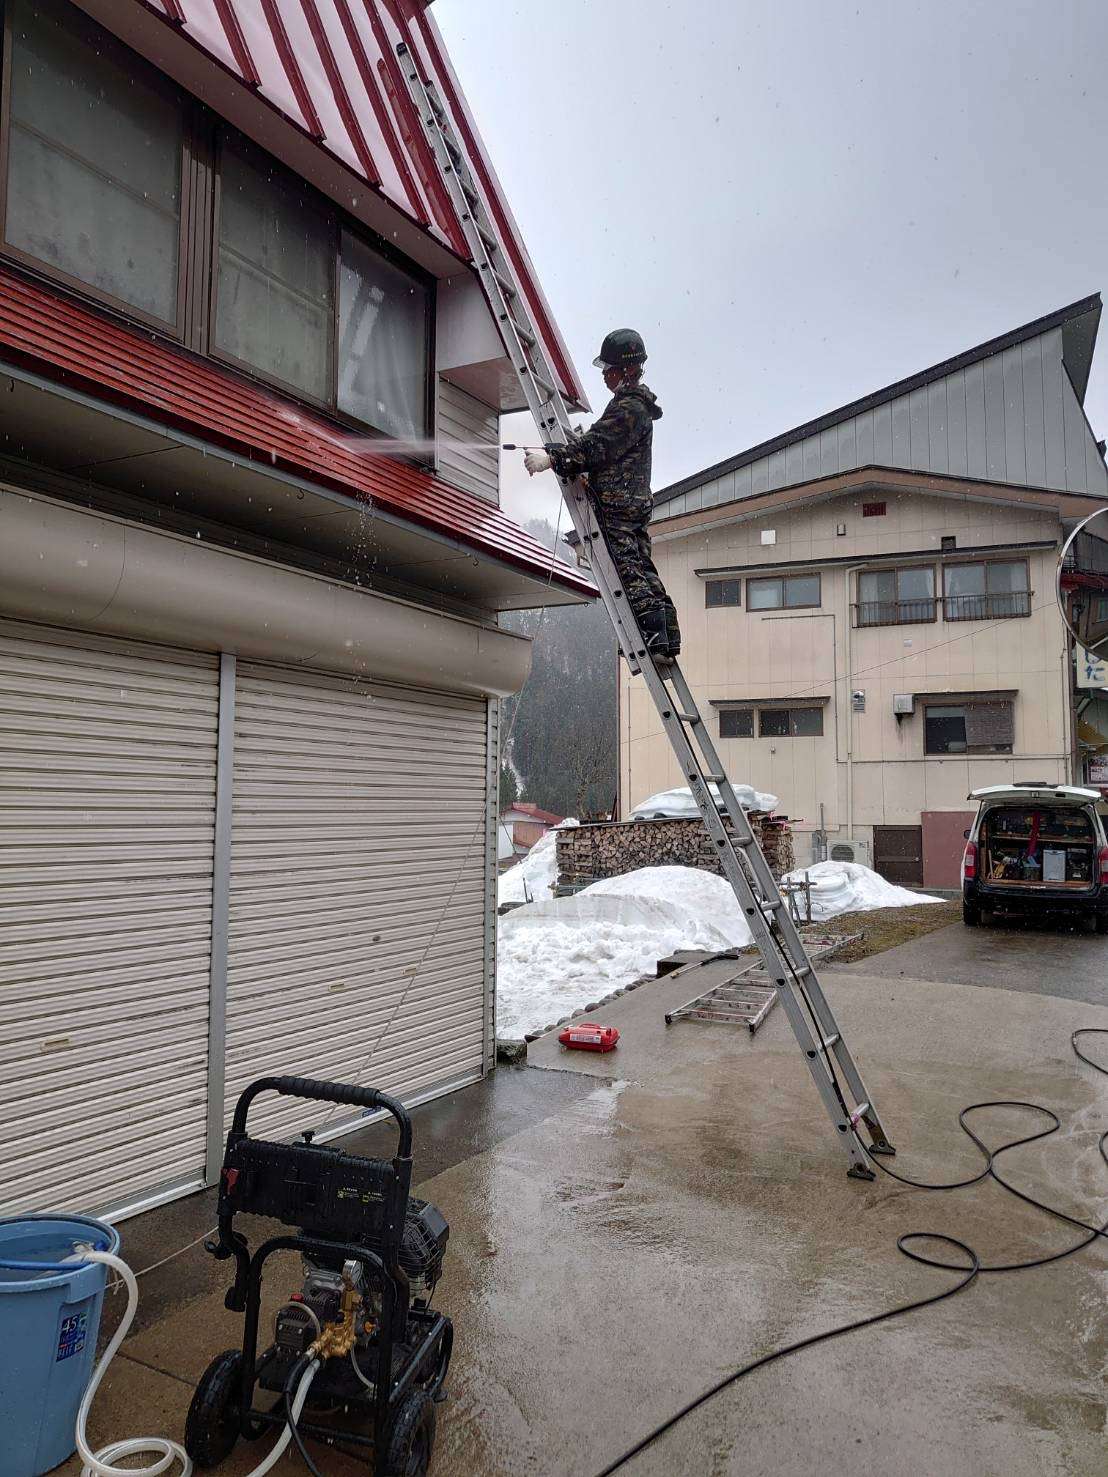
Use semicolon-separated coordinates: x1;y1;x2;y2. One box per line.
626;592;1076;748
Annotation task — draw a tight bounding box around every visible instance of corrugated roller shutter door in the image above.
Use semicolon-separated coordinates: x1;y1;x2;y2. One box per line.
0;619;218;1216
226;664;489;1141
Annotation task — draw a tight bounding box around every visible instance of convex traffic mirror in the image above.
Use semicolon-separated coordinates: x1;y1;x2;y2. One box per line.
1058;507;1108;663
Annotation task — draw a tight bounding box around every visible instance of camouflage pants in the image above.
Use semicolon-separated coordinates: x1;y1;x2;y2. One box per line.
595;504;675;626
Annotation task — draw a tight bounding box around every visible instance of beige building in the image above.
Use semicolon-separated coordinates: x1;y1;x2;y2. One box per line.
622;296;1108;887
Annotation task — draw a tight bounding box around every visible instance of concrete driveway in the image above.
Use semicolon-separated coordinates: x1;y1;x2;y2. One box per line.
67;938;1108;1477
834;916;1108;1005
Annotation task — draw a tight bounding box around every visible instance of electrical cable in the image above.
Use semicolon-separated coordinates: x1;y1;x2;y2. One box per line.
285;1354;328;1477
592;1028;1108;1475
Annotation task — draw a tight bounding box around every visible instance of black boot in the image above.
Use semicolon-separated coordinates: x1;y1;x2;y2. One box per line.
664;600;681;658
638;608;675;665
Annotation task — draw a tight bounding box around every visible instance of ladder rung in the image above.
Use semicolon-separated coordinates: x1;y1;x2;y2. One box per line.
500;313;536;348
848;1102;870;1128
676;711;700;723
806;1034;840;1058
479;261;518;298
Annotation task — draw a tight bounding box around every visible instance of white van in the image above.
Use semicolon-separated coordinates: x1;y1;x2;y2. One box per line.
961;782;1108;930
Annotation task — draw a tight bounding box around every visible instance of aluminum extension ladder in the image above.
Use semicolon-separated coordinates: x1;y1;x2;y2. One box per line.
397;46;894;1179
664;931;863;1034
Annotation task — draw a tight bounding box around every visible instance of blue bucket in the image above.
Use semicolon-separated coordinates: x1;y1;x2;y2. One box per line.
0;1214;120;1477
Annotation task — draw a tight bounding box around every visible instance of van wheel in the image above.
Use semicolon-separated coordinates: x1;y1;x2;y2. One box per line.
962;902;980;927
1096;913;1108;935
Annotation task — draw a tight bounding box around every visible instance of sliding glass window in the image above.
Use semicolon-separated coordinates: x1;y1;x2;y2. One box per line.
3;0;184;326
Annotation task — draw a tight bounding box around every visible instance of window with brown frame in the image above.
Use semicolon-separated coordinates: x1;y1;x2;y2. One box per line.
854;566;936;626
1;0;187;330
746;572;821;610
719;708;754;738
212;132;433;436
942;560;1031;621
705;578;742;607
924;700;1014;754
0;0;435;440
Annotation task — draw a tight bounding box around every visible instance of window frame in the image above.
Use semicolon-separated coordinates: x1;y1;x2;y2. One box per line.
0;7;437;447
757;705;825;738
718;707;754;738
746;571;822;611
923;699;1014;756
209;127;338;411
705;578;742;608
209;126;436;438
942;558;1031;622
0;0;194;338
853;563;937;627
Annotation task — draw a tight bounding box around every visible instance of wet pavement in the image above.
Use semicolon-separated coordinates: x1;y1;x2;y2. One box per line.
61;954;1108;1476
833;917;1108;1005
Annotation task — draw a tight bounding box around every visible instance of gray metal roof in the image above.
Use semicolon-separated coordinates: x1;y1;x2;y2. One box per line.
654;294;1106;519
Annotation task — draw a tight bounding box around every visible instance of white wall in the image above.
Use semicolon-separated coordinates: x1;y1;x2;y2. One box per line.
621;489;1072;843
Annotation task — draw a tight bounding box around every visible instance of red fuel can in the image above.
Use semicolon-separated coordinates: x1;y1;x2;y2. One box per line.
558;1022;619;1052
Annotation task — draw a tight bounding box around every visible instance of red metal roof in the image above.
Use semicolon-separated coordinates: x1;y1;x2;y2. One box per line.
0;264;596;599
127;0;584;406
505;803;564;825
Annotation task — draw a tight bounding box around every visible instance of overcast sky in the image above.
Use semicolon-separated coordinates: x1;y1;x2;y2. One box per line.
434;0;1108;528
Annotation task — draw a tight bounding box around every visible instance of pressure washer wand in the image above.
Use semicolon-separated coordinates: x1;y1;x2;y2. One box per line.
501;443;543;451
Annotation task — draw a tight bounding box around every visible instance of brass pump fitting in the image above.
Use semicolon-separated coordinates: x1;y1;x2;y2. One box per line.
309;1280;363;1361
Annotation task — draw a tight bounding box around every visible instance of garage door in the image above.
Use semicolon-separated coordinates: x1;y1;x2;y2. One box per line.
224;664;491;1142
0;619;219;1216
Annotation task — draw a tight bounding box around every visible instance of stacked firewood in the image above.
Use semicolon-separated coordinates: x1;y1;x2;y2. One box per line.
557;814;795;888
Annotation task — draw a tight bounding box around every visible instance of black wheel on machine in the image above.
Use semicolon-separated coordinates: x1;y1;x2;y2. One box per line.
962;901;980;927
383;1388;437;1477
184;1349;244;1468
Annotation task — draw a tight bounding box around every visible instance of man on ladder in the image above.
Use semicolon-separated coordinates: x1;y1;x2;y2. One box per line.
523;329;681;664
398;39;894;1177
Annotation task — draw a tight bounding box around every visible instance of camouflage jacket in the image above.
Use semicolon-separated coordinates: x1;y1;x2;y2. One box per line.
545;383;662;517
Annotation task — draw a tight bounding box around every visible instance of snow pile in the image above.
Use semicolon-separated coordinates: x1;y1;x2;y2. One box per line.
497;857;942;1038
631;783;778;819
783;860;942;919
497;866;752;1038
497;819;578;906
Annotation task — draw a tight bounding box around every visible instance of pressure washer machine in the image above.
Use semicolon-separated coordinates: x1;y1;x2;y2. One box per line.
185;1075;453;1475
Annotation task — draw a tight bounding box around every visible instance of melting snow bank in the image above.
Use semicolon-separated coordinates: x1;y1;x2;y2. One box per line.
497;860;942;1038
497;819;578;906
781;860;942;919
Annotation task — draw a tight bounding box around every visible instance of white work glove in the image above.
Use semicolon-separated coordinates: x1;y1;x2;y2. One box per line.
524;450;552;476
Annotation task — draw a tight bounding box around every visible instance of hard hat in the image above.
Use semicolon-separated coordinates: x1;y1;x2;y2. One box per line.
593;329;647;369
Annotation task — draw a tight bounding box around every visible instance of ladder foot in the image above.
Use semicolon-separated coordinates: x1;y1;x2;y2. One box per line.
847;1163;876;1182
868;1139;896;1156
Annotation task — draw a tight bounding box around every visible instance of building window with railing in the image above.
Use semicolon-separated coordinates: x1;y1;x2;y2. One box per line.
854;566;936;627
942;561;1031;621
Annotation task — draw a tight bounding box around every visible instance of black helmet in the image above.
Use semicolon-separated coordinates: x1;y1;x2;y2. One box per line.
593;328;647;370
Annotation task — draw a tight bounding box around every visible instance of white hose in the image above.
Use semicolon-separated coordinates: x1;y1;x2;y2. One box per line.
69;1246;319;1477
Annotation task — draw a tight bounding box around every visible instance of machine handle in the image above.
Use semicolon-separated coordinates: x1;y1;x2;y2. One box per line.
229;1075;412;1158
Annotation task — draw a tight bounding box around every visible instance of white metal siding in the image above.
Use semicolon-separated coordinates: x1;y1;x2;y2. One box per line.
0;620;218;1216
436;377;499;502
225;664;489;1141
